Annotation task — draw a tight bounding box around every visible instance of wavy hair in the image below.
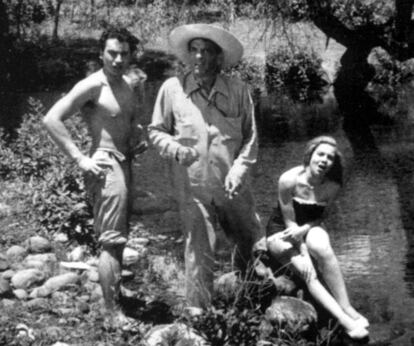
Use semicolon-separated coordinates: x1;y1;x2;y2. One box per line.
99;27;140;54
303;135;343;186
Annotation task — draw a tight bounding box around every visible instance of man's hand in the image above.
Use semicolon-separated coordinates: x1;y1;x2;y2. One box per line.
132;140;149;156
224;171;243;199
77;155;112;177
176;146;199;166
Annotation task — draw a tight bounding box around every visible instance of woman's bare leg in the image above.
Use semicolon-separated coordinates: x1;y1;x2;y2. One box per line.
306;227;368;324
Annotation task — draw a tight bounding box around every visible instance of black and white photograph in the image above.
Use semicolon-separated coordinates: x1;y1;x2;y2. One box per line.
1;1;414;345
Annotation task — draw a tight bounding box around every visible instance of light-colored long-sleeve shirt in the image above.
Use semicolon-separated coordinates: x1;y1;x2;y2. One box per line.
149;72;258;203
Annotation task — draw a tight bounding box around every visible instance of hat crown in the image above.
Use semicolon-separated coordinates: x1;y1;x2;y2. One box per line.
169;23;243;69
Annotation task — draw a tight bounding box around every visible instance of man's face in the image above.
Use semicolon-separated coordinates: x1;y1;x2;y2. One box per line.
101;38;132;78
188;38;221;79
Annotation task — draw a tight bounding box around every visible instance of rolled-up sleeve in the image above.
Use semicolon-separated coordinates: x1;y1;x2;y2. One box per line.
148;80;182;160
229;85;258;182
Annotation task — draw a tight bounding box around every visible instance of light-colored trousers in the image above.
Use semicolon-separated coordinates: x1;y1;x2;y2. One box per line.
178;189;266;308
85;149;131;246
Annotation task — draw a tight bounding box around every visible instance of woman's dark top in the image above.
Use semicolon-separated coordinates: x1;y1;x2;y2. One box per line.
266;198;326;237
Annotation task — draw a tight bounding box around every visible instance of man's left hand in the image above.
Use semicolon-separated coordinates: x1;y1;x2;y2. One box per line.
224;172;243;199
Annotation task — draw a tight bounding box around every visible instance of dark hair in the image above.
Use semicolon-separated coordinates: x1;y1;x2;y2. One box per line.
99;27;140;53
303;135;343;185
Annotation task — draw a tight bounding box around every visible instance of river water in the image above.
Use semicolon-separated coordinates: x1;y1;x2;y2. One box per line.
253;132;414;341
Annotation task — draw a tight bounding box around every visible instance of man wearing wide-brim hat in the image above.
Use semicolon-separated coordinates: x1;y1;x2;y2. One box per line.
149;23;267;308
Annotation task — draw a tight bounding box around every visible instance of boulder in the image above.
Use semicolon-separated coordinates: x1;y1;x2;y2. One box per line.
23;253;58;273
145;323;209;346
265;296;317;332
26;236;52;253
1;269;15;280
25;297;48;310
11;268;45;289
30;272;80;298
13;289;28;300
6;245;27;263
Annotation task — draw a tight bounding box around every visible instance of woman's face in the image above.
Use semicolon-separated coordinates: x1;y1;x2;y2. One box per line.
309;143;336;178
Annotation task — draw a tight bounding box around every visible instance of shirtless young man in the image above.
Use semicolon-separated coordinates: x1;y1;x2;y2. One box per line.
43;27;145;327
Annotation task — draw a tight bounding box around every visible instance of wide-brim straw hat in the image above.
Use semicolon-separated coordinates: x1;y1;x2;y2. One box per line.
168;23;243;69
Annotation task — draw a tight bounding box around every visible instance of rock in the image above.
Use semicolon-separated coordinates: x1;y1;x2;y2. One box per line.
53;232;69;243
23;253;58;274
30;286;51;298
87;268;99;282
214;271;240;297
60;261;92;271
25;297;48;310
26;236;52;253
0;276;12;297
6;245;27;263
265;296;317;332
51;342;70;346
13;289;28;300
1;298;15;309
128;237;150;247
123;247;140;266
0;253;9;271
1;269;15;280
11;268;45;289
145;323;209;346
67;246;87;261
30;272;80;298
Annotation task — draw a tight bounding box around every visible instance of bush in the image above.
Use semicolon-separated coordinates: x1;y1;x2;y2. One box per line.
0;97;95;247
265;48;329;103
224;58;265;104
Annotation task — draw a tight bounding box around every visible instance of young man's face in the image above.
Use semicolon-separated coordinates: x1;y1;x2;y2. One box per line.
188;38;222;79
101;38;132;78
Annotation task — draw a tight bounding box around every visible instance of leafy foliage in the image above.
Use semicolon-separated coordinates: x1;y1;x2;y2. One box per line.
224;58;265;103
265;48;329;103
0;97;95;246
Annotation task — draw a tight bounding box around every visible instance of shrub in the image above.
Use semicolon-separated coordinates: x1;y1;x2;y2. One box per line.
224;58;265;104
0;97;95;247
265;48;329;104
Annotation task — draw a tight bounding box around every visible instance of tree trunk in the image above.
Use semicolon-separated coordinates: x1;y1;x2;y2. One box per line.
333;46;379;153
52;0;64;41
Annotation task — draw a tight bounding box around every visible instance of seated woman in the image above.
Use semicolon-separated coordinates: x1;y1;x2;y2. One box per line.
266;136;369;340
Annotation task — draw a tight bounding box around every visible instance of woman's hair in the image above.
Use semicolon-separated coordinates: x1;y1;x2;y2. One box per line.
303;135;343;185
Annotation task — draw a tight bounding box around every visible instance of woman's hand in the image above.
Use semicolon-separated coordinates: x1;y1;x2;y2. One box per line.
280;225;308;243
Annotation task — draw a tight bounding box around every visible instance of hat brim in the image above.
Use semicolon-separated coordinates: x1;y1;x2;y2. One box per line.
168;24;243;69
